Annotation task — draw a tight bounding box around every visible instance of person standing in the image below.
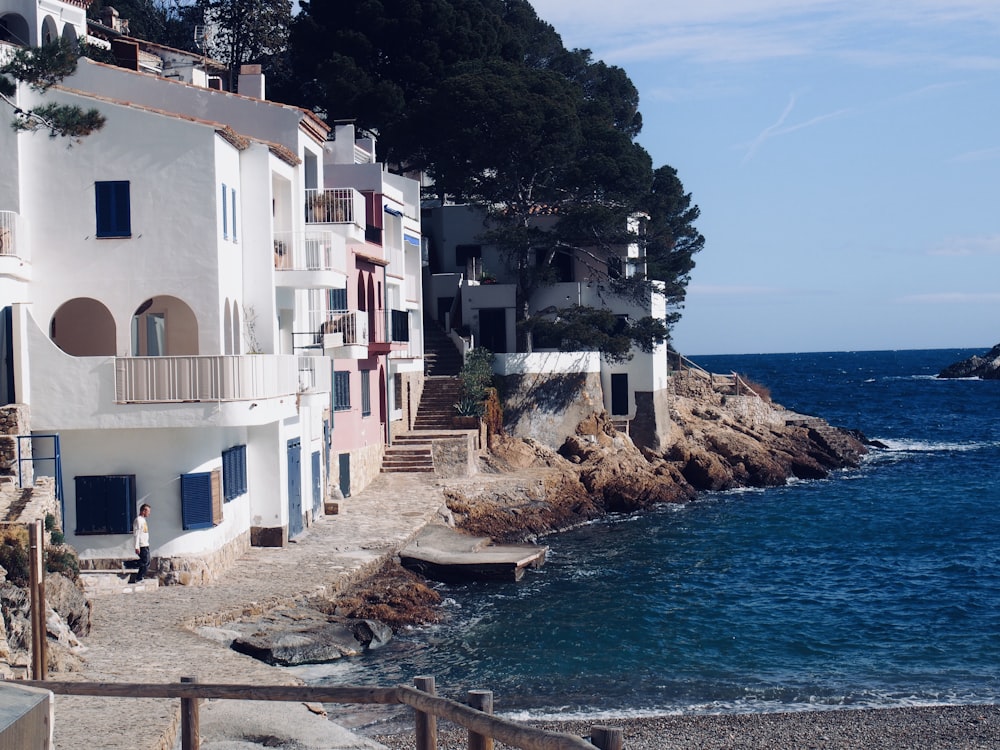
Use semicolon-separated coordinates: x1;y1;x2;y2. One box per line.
130;503;151;583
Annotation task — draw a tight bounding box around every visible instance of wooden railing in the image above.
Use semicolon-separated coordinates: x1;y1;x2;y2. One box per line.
15;676;625;750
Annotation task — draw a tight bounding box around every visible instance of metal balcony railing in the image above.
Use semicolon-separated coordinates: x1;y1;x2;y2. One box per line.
272;229;345;273
114;355;299;403
304;188;365;226
319;310;368;347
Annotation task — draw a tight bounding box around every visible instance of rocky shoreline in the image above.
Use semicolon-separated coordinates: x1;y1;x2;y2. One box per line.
227;375;874;664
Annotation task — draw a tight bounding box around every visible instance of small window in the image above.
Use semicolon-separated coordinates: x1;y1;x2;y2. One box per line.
333;371;350;411
222;445;247;502
75;474;137;535
328;287;348;311
361;370;371;417
231;187;238;243
181;469;222;529
95;181;131;238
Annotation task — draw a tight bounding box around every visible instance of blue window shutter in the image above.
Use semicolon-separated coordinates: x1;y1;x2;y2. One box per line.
333;371;350;411
222;445;248;501
95;181;131;238
75;474;136;534
181;472;214;529
231;187;238;242
221;183;228;239
328;288;348;310
361;370;371;417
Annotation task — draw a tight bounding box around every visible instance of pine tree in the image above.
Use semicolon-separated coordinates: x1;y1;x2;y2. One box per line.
0;40;105;138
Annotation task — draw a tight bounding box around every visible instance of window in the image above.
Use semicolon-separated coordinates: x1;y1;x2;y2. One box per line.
231;187;238;242
221;183;228;240
361;370;371;417
95;181;131;238
75;474;137;535
181;469;222;530
328;287;348;311
333;371;350;411
222;445;247;502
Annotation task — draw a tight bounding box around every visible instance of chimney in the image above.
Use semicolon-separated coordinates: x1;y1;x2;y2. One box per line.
238;64;265;100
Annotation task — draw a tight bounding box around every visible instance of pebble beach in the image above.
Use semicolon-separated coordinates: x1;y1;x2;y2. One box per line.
372;704;1000;749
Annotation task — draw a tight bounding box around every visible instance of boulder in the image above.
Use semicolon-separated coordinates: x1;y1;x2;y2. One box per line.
228;605;393;666
938;344;1000;379
45;572;92;637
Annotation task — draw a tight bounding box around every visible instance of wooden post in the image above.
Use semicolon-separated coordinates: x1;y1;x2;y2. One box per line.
414;676;438;750
467;690;493;750
180;676;200;750
590;726;624;750
28;520;46;680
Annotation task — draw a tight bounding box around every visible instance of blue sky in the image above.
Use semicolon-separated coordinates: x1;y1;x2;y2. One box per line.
530;1;1000;354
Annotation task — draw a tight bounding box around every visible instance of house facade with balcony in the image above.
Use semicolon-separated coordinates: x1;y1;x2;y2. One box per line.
423;204;671;452
0;7;409;578
314;124;425;496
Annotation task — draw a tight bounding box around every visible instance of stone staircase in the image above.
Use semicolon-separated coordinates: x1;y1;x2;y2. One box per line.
413;376;464;431
423;317;463;377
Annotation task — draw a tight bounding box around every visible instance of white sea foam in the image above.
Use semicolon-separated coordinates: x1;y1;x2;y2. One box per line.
876;438;998;453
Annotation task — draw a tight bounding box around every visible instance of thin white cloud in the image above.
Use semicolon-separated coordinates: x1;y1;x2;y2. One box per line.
740;93;852;163
530;0;1000;68
688;284;783;296
950;146;1000;163
928;235;1000;256
899;292;1000;303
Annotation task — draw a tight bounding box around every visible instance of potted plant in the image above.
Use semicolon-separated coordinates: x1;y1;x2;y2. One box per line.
479;269;497;285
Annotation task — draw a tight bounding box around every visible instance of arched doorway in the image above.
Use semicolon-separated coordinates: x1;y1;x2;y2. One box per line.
130;296;199;356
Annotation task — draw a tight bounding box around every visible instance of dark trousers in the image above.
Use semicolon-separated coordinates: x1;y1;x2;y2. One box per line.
135;546;150;581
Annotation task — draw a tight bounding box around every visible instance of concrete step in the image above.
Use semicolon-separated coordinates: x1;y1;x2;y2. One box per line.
80;570;160;597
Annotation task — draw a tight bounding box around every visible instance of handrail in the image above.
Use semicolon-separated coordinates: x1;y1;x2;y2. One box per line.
13;677;622;750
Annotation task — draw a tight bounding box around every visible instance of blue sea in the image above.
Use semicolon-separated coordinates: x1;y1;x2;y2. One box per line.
294;348;1000;725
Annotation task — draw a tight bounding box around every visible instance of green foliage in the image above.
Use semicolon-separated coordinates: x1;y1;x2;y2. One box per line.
45;545;80;579
0;40;105;138
197;0;292;91
520;305;668;364
453;395;485;417
0;526;29;587
459;346;495;400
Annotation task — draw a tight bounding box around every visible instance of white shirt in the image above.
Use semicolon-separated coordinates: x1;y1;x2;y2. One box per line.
133;515;149;549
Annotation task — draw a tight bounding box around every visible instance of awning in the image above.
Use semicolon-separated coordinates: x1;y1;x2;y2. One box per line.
404;234;421;246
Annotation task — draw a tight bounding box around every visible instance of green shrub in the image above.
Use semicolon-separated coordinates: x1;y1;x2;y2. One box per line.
46;546;79;579
0;526;29;586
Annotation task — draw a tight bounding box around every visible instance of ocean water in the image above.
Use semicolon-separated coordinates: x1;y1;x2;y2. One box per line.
293;348;1000;723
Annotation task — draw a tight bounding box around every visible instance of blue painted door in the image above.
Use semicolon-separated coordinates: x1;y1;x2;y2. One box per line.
287;438;303;538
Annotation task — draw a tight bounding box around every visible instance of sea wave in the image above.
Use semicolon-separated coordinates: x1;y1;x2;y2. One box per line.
874;438;999;453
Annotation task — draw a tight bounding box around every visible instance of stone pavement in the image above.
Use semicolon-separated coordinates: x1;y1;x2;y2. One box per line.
50;472;456;750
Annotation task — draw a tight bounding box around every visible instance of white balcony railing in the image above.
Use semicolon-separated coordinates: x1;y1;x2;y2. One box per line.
319;310;368;347
304;188;366;226
273;229;346;273
114;355;299;403
0;211;20;259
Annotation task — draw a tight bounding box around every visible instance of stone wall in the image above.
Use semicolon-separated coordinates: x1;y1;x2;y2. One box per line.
630;389;672;452
498;371;605;450
389;370;425;440
431;433;479;478
721;394;786;430
344;442;384;497
0;405;29;485
157;529;252;585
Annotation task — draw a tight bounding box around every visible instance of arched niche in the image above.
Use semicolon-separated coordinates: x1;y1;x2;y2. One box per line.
130;296;199;356
40;15;57;45
60;23;78;45
231;304;242;355
51;298;116;356
0;13;30;45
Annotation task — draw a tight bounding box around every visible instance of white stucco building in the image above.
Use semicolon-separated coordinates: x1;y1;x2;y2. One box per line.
423;204;671;451
0;0;425;579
